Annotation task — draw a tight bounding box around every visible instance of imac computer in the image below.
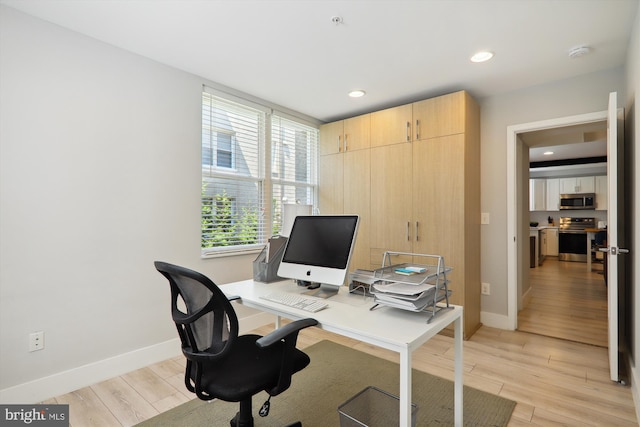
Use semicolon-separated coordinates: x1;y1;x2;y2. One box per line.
277;215;359;298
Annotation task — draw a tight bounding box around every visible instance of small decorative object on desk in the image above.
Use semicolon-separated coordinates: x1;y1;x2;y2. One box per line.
368;251;452;323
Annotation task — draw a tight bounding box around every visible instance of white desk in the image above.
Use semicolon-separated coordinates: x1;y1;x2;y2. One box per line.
222;279;464;427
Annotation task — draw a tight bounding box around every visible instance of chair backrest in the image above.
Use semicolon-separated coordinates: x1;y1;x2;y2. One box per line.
154;261;239;358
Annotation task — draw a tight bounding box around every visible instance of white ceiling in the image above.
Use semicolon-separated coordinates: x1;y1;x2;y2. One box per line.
2;0;638;124
523;120;608;162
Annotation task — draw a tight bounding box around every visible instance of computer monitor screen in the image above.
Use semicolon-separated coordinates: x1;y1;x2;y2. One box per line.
277;215;359;291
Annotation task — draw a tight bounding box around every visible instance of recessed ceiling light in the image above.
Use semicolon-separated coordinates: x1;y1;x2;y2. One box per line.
543;151;554;156
348;90;366;98
470;51;494;63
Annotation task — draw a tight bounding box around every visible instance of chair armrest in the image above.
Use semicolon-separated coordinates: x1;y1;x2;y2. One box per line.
227;295;241;302
256;318;318;348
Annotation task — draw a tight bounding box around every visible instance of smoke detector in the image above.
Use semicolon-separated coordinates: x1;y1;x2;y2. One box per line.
568;46;591;58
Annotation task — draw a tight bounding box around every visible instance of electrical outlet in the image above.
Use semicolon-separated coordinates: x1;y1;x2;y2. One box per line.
481;282;490;295
481;212;490;225
29;331;44;352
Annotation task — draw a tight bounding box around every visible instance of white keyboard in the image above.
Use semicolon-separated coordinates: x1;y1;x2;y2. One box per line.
260;292;328;313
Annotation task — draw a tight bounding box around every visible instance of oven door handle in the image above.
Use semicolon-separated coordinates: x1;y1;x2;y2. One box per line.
559;230;587;234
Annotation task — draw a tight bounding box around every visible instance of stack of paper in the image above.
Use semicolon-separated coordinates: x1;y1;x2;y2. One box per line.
372;281;436;311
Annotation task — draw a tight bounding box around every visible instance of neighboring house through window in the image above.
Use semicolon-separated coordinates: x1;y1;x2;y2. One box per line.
201;89;318;256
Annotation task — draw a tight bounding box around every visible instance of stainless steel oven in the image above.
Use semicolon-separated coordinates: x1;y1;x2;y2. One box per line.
558;217;595;262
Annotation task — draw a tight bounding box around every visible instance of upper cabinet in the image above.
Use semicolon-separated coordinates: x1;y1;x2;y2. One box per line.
595;175;608;210
529;179;546;211
559;176;595;194
546;178;560;211
319;114;370;155
370;104;412;148
412;90;467;140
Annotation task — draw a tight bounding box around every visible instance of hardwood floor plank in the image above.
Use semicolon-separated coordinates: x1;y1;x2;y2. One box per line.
519;257;608;347
54;387;121;427
90;377;159;426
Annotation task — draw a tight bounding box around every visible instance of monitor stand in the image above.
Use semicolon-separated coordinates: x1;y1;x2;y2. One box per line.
302;283;339;299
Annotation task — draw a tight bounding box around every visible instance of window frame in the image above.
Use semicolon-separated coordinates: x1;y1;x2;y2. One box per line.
201;88;319;258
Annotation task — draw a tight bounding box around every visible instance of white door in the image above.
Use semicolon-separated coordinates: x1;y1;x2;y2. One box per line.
605;91;628;382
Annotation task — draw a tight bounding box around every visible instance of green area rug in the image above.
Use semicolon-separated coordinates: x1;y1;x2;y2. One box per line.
138;340;515;426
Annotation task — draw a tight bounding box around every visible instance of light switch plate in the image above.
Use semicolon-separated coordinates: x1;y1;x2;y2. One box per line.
481;213;490;225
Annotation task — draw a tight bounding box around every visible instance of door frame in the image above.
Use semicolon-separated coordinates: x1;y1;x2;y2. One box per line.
506;110;608;329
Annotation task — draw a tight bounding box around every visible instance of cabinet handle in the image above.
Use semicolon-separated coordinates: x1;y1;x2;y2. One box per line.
407;222;410;241
415;221;419;241
406;122;411;142
337;135;341;152
345;134;348;151
416;120;420;140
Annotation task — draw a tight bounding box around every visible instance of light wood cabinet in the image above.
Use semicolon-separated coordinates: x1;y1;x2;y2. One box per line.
318;115;371;271
370;104;413;148
412;90;467;139
319;114;370;155
370;143;413;259
368;90;481;338
343;150;370;270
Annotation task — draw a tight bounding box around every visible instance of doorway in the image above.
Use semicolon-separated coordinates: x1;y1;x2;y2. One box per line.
505;110;609;331
515;122;609;345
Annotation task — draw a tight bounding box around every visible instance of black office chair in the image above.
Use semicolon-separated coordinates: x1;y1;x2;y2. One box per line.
154;261;318;427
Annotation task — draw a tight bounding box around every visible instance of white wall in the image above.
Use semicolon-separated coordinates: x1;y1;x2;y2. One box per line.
478;68;625;318
0;6;262;403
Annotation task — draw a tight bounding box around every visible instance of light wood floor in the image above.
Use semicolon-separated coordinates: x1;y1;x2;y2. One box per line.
43;320;637;426
519;256;608;347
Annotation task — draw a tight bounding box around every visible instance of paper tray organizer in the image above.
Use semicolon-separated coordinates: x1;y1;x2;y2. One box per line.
367;251;452;322
252;235;288;283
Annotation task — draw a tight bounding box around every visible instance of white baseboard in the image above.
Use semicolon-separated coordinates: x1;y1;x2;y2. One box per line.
0;312;275;404
480;311;513;330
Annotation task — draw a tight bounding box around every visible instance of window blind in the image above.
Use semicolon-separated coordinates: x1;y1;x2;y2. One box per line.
201;91;318;256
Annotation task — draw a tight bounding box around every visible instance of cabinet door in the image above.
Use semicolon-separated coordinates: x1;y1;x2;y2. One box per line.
370;144;413;257
343;114;370;152
319;121;343;156
546;178;560;211
559;176;595;194
370;104;413;148
343;150;370;270
595;175;607;210
318;153;344;214
549;229;559;256
529;179;546;211
577;176;595;193
540;229;548;256
412;91;466;140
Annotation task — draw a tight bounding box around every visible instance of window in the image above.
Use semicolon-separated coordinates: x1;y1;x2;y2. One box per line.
201;90;318;256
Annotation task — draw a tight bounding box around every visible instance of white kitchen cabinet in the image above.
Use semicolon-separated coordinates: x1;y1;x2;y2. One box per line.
595;175;608;210
540;228;548;256
559;176;595;194
529;179;546;211
545;228;559;256
546;178;560;211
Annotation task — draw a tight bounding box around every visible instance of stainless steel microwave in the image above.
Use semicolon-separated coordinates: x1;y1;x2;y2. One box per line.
560;193;595;210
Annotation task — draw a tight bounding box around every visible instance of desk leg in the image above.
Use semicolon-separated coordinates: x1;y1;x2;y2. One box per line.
275;315;282;329
454;314;463;427
399;347;412;427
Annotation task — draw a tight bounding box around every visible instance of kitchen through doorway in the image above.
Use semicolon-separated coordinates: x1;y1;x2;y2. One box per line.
517;122;609;346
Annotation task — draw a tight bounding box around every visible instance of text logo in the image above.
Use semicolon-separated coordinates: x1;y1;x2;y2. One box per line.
1;405;68;426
